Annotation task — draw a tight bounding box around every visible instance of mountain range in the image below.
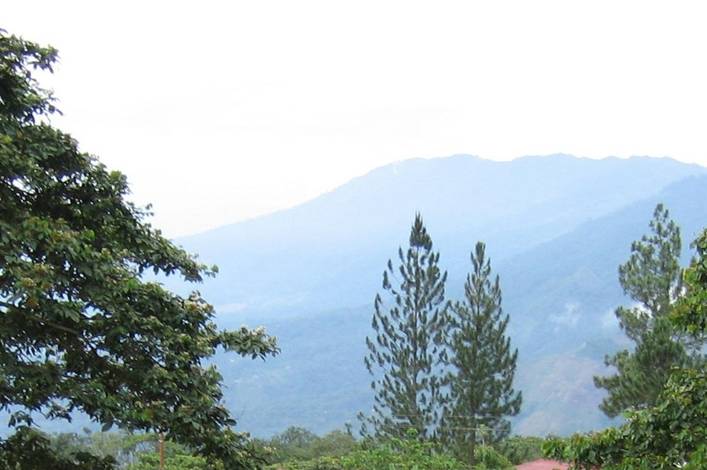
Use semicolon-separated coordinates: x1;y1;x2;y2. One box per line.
169;154;706;437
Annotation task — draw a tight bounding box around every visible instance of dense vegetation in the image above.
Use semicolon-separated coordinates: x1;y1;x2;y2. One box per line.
0;30;277;469
14;427;544;469
255;426;543;469
544;226;707;468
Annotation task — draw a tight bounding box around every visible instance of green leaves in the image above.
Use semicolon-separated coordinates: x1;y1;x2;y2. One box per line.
544;370;707;469
673;229;707;334
0;427;116;470
544;225;707;469
267;429;515;470
0;30;59;123
220;325;280;359
1;29;277;468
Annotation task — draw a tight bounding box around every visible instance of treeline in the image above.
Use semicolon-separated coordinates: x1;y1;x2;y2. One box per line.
32;427;545;469
256;426;545;469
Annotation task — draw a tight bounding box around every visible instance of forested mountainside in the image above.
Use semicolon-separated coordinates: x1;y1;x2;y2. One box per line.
173;155;706;436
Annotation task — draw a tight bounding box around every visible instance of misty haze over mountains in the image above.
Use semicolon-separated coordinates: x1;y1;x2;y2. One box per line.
179;155;705;312
168;154;707;437
13;155;703;438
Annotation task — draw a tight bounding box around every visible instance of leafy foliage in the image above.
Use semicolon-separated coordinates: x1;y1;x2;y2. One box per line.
594;204;692;417
260;426;356;464
471;444;514;470
127;439;223;470
13;430;226;470
495;435;544;465
545;369;707;469
673;228;707;334
262;426;543;469
0;30;278;468
0;427;116;470
269;429;468;470
342;431;465;470
442;242;521;463
48;429;155;467
544;227;707;469
362;214;448;439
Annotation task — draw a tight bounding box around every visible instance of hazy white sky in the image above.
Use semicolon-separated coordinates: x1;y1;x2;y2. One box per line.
5;1;707;237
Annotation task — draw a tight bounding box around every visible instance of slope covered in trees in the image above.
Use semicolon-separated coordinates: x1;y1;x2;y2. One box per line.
204;173;707;437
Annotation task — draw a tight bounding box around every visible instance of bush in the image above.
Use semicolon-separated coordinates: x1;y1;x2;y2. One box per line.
473;444;514;469
496;435;545;464
127;440;224;470
264;427;357;464
269;429;466;470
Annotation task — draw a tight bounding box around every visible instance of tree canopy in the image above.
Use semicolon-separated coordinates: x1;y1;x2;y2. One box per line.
0;30;278;468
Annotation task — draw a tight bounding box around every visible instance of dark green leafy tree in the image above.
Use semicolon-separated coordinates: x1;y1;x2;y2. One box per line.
0;30;278;468
594;204;694;417
442;242;521;465
362;214;448;439
0;427;116;470
674;229;707;334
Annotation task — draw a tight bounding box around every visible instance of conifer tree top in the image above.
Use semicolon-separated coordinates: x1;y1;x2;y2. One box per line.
409;213;433;251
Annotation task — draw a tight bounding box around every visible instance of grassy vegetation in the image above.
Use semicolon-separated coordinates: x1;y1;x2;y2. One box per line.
256;427;544;469
29;427;545;469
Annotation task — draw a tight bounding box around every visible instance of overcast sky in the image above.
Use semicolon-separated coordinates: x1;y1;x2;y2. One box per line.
5;1;707;237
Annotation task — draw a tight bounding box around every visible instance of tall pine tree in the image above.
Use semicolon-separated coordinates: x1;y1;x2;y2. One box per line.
442;242;521;465
594;203;694;417
362;214;448;439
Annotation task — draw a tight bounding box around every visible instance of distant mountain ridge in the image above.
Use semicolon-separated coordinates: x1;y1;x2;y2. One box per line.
178;154;705;316
170;154;706;437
